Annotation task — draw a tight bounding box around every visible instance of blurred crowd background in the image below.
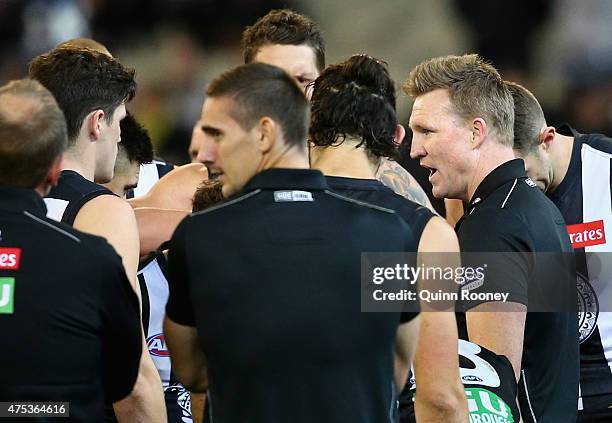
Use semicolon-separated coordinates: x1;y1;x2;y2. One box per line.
2;0;612;167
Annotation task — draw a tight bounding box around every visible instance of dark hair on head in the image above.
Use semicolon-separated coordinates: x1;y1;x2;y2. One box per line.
55;38;112;56
120;113;154;165
0;79;68;188
192;180;224;212
309;54;399;159
505;81;547;155
206;62;310;148
28;46;136;147
241;9;326;72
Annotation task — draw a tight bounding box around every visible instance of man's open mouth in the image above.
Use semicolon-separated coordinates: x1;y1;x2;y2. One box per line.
422;164;438;180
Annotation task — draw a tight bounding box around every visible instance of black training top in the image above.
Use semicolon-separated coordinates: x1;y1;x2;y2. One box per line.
325;176;435;245
166;168;418;423
455;159;579;423
0;187;141;422
44;170;115;225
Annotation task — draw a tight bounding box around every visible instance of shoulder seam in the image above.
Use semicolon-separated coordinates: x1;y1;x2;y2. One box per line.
23;211;81;243
191;189;261;216
324;190;395;213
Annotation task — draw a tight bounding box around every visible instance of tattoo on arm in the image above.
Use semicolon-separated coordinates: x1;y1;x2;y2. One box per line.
376;159;434;211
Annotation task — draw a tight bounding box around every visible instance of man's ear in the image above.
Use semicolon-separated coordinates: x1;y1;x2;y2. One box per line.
256;117;276;154
470;117;488;149
37;155;63;196
539;126;556;151
87;109;105;141
395;124;406;147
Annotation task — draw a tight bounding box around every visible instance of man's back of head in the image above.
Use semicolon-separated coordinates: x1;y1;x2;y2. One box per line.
104;114;154;197
506;81;547;156
28;46;136;148
0;79;67;191
310;54;399;161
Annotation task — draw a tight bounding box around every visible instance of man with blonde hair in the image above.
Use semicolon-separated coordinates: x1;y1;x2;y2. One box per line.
405;54;578;423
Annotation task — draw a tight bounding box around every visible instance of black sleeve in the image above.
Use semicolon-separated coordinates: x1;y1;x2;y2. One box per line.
97;241;142;403
166;217;196;326
458;209;534;309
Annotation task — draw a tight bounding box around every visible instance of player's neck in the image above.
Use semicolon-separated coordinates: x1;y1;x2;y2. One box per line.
261;143;310;171
60;145;95;182
548;133;574;192
311;139;378;179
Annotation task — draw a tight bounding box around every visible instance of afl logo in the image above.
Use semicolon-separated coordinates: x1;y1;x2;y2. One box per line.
577;273;599;343
147;334;170;357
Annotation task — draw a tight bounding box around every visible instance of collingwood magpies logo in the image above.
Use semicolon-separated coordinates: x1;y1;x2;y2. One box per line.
577;272;599;343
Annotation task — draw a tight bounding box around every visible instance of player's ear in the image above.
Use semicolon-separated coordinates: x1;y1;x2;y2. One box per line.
540;126;556;151
395;124;406;147
255;117;276;154
38;155;63;195
470;117;488;149
86;109;105;141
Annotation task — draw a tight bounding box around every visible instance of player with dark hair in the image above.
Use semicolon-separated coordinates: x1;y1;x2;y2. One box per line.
29;46;166;423
103;113;154;197
509;81;612;422
309;54;466;422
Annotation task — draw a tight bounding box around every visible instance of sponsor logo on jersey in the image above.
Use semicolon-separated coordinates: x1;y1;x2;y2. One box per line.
0;277;15;314
147;333;170;357
566;220;606;248
0;248;21;270
524;178;537;188
463;375;484;383
577;272;599;343
466;387;514;423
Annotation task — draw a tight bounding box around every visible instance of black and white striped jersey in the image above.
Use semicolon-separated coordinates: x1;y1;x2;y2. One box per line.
44;170;115;224
126;160;175;199
549;124;612;412
138;248;193;423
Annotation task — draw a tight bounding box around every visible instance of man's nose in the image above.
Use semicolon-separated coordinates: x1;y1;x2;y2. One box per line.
409;136;426;159
196;137;216;164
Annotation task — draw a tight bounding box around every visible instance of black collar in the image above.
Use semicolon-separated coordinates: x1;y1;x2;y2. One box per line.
468;159;527;207
549;123;582;202
556;122;580;138
0;187;47;217
242;168;329;191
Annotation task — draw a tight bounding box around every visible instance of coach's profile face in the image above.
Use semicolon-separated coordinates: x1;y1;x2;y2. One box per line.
409;89;474;201
200;96;261;198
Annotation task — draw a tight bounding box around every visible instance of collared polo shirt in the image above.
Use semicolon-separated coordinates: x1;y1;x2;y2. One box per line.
0;187;141;422
166;168;417;423
456;159;579;423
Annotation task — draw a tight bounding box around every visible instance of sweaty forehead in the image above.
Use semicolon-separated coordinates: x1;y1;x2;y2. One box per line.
253;44;319;78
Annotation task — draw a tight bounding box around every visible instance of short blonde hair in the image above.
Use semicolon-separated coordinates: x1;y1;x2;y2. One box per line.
403;54;514;146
